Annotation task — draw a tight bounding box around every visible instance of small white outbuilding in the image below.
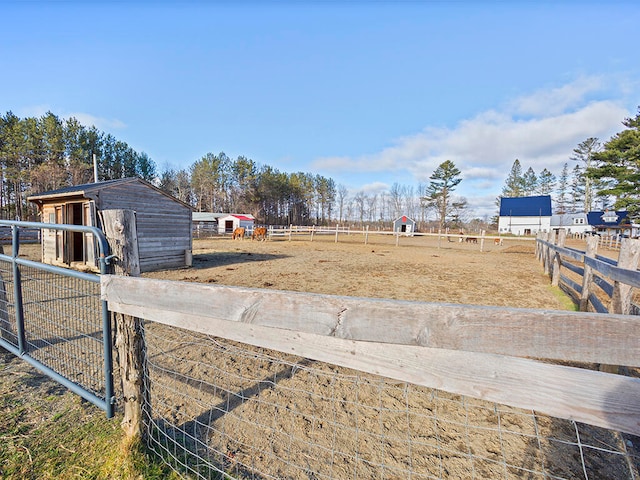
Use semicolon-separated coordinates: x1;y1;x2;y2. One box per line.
217;214;255;234
393;216;416;235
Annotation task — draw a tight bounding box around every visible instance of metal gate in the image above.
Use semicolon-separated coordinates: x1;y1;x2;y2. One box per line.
0;220;114;417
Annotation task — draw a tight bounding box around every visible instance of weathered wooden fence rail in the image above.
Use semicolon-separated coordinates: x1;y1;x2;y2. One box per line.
536;230;640;315
101;274;640;437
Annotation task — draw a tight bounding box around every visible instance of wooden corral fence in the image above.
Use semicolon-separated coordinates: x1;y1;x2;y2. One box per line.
102;274;640;439
536;230;640;316
264;224;526;250
570;232;631;252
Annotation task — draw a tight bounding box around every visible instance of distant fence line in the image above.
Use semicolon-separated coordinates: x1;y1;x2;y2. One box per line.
194;223;536;249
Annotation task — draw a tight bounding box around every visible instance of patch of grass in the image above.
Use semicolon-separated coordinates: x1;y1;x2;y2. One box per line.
547;284;580;311
0;354;180;479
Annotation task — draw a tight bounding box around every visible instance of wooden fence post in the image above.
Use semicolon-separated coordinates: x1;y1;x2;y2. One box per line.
551;229;567;287
480;230;486;252
600;238;639;375
579;235;598;312
611;238;640;315
335;224;339;243
543;230;553;276
364;225;369;245
310;225;315;242
101;209;147;441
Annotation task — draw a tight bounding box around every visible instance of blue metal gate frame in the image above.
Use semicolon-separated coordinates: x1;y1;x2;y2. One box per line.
0;220;115;418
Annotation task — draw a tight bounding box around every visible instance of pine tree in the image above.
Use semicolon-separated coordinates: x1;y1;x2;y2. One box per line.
537;168;556;195
522;167;538;196
571;137;601;212
422;160;463;230
556;163;569;214
501;159;525;197
588;108;640;220
570;165;585;213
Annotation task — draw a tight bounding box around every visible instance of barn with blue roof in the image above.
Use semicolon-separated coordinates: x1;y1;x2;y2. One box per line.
498;195;552;235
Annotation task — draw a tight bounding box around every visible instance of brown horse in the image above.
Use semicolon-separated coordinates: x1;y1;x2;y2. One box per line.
232;227;245;240
252;227;267;241
465;236;478;244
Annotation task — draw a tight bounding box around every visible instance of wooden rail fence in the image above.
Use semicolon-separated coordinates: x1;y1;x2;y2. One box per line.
102;273;640;437
536;230;640;316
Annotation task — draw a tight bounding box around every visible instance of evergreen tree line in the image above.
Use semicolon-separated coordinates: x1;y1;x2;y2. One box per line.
160;152;337;226
0;111;155;219
2;107;637;226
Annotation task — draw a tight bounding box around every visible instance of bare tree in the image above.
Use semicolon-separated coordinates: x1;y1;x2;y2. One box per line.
337;184;348;223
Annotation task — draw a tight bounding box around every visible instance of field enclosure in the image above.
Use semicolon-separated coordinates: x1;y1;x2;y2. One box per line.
2;220;639;479
124;234;640;479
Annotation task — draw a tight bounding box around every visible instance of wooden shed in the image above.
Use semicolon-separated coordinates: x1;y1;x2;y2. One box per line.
28;177;194;272
393;215;416;235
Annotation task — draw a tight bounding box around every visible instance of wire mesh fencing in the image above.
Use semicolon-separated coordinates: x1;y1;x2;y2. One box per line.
0;252;109;404
142;321;640;480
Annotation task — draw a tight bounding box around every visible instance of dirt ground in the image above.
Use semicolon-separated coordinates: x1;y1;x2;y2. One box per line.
138;234;637;480
146;234;568;309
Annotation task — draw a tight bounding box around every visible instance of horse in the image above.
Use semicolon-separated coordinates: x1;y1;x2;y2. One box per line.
232;227;245;240
494;238;503;246
252;227;267;241
465;236;478;244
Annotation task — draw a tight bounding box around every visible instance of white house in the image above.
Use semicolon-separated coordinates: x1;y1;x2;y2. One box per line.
217;214;255;234
550;213;592;234
587;210;637;237
498;195;552;236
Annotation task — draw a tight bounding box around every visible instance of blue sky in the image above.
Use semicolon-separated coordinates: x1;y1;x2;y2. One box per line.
2;1;638;217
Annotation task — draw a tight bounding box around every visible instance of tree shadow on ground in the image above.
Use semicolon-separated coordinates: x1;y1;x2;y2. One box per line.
189;251;290;270
148;351;313;480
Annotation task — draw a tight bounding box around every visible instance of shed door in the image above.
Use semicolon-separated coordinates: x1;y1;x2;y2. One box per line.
55;206;64;262
83;202;97;265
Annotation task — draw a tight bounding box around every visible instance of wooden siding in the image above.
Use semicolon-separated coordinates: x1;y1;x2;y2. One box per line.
93;182;191;272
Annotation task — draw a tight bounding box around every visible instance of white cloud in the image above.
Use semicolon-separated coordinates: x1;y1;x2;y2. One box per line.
508;76;605;117
67;112;127;130
358;182;389;195
15;106;126;131
311;74;631;219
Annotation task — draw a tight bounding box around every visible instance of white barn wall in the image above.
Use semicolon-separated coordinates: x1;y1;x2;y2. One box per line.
498;216;551;235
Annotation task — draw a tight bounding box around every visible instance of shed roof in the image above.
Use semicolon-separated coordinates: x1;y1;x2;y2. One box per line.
28;177;193;210
393;216;415;223
499;195;552;217
192;212;226;222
